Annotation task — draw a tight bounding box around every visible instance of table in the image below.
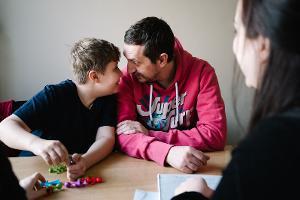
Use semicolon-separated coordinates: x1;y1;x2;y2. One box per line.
9;146;232;199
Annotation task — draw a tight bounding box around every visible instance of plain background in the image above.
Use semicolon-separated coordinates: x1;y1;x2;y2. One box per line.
0;0;253;145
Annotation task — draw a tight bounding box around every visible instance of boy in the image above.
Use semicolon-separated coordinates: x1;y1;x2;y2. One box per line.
0;38;122;180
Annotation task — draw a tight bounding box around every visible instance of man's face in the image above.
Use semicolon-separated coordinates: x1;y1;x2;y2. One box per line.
123;44;160;83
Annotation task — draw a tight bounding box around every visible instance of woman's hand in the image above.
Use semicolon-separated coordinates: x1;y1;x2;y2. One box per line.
174;177;214;198
19;172;48;200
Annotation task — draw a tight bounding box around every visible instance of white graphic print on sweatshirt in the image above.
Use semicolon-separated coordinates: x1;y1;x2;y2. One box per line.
137;92;193;131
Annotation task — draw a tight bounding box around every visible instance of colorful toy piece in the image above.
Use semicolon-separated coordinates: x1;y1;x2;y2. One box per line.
40;179;64;192
64;176;103;188
48;163;67;174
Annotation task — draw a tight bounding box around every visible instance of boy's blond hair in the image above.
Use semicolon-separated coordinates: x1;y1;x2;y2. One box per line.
71;38;120;84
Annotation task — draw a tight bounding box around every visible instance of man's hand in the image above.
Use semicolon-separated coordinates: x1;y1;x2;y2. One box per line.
67;153;87;181
174;177;214;198
117;120;149;135
31;138;69;165
166;146;210;173
19;172;48;200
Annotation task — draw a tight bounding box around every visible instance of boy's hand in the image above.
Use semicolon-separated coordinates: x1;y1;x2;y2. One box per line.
174;177;214;198
19;172;48;200
31;138;68;165
166;146;210;173
67;153;87;181
117;120;149;135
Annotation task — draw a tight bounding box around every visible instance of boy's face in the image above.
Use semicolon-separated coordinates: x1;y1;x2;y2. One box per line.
97;61;122;95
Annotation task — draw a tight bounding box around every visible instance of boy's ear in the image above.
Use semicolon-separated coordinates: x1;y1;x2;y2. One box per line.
88;70;101;83
157;53;168;67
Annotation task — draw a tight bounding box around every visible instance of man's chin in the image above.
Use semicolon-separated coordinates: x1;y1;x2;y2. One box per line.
136;76;147;83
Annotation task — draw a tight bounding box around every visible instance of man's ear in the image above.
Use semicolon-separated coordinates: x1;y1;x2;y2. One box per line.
88;70;101;83
157;53;168;67
257;36;270;66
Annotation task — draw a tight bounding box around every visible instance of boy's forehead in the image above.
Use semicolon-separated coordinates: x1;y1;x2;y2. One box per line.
104;61;118;72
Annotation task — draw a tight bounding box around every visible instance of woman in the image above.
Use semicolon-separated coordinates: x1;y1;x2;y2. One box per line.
173;0;300;199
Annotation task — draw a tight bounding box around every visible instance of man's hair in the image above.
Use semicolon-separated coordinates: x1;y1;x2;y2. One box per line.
71;38;120;84
124;16;175;63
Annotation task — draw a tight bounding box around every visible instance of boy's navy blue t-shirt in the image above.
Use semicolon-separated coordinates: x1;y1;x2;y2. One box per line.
14;79;117;153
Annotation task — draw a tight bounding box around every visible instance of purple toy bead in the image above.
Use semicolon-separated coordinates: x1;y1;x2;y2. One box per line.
64;182;72;188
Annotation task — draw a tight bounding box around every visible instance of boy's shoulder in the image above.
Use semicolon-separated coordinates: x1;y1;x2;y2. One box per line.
45;79;74;89
43;79;76;94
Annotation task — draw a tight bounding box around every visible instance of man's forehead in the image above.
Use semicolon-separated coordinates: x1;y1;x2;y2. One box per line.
123;44;145;59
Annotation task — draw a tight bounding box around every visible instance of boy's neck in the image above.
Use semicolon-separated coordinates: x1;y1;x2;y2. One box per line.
75;82;95;109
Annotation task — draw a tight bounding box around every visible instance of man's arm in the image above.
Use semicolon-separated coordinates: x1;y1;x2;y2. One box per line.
118;68;226;152
116;74;174;165
117;74;210;171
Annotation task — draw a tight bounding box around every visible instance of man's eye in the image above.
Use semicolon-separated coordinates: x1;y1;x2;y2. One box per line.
132;60;138;65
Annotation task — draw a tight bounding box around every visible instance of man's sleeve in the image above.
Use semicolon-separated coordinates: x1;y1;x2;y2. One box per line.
148;66;227;151
117;75;173;166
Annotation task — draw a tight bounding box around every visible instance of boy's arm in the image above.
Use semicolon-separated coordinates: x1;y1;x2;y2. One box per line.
0;114;36;151
67;126;115;180
82;126;115;169
0;114;68;165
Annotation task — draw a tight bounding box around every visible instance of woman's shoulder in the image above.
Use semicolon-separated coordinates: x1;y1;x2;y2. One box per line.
236;108;300;154
252;108;300;136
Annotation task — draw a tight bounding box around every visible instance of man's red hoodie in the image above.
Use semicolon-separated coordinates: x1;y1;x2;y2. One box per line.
117;38;227;166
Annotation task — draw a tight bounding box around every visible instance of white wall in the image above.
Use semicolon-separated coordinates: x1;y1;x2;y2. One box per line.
0;0;252;144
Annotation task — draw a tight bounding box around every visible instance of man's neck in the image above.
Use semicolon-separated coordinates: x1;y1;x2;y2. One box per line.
157;60;176;89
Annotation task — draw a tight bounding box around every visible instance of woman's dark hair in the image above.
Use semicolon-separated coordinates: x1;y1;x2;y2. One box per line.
241;0;300;131
124;16;175;63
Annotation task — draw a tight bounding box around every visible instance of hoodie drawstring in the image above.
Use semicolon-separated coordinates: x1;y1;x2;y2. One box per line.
175;82;179;126
149;84;153;121
149;82;179;126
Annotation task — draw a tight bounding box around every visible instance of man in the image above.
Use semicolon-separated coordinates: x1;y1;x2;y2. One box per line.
117;17;226;173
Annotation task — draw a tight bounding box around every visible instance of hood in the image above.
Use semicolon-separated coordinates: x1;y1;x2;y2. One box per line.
148;37;194;126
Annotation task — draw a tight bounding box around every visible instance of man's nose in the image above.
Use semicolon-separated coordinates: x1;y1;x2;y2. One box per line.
127;63;137;74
